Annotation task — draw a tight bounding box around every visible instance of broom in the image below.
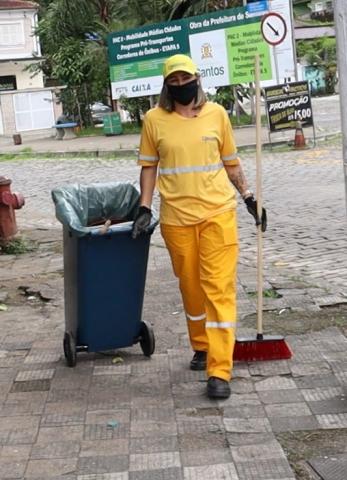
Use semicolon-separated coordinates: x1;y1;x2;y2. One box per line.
233;54;292;362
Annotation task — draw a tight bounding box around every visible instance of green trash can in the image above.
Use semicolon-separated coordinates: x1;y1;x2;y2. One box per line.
103;112;123;136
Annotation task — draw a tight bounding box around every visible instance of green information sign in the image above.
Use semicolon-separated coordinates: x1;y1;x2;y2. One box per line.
108;3;281;99
186;6;249;34
226;22;271;84
110;58;165;82
108;20;189;65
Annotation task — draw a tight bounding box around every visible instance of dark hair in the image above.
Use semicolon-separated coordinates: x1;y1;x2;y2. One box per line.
158;76;206;112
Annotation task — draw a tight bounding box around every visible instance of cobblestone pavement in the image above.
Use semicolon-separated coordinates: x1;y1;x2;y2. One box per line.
0;143;347;479
3;142;347;297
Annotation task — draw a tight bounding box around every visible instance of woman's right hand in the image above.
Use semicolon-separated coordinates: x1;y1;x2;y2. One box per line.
131;206;152;239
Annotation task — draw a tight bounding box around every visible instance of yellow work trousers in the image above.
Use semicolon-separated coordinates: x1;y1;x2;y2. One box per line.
161;210;238;381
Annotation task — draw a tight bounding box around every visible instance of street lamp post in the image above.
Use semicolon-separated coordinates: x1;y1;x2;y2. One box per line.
334;0;347;214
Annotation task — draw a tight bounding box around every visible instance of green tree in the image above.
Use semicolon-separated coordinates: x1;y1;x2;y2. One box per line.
34;0;113;126
169;0;242;19
34;0;175;126
33;0;249;126
297;37;337;93
119;96;152;125
297;37;336;66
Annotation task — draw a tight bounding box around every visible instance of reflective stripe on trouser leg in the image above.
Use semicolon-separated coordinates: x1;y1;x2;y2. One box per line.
199;210;238;382
160;223;208;352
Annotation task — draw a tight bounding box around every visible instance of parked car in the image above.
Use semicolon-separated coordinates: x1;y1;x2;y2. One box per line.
90;102;112;124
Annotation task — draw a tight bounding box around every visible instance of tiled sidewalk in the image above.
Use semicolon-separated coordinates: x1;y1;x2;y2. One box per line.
2;326;347;479
1;237;347;479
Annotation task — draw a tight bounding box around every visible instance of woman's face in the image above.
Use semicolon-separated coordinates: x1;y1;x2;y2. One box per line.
166;71;197;86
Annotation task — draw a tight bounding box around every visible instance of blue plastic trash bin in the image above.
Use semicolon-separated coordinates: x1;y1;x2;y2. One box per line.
52;183;157;367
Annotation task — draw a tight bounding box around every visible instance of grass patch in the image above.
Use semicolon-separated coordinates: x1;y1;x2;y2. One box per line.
76;126;104;137
19;147;34;154
0;153;24;162
231;113;267;127
0;151;137;162
263;288;281;298
100;151;137;160
76;122;142;137
0;147;35;162
242;304;347;336
0;237;37;255
247;288;281;299
238;142;295;153
276;430;347;480
121;122;142;134
317;133;342;146
75;115;267;137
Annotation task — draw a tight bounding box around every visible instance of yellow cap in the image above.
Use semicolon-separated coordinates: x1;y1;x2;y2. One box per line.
163;54;197;79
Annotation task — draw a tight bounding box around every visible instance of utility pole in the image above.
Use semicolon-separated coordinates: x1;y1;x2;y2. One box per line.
334;0;347;214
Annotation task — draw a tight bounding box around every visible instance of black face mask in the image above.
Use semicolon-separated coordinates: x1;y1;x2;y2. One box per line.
167;79;198;106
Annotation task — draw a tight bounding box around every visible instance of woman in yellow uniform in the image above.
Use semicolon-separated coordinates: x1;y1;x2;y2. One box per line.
132;54;266;399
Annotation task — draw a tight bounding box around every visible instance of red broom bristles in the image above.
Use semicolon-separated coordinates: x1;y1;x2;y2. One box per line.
233;335;292;362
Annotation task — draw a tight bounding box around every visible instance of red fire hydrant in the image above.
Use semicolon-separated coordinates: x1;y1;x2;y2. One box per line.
0;176;25;244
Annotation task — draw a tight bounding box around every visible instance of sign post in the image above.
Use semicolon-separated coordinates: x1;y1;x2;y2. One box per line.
334;0;347;215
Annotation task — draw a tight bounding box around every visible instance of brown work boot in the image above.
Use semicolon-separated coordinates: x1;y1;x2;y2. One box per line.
190;351;207;371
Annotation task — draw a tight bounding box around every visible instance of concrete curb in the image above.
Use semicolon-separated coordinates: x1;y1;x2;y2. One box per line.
239;131;342;151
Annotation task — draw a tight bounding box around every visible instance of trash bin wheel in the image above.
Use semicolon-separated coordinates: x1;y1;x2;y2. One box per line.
63;331;77;367
139;321;155;357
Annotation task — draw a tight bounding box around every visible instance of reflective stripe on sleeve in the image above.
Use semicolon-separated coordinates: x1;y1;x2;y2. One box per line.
206;321;237;329
159;162;223;176
138;154;159;162
186;312;206;321
222;153;239;162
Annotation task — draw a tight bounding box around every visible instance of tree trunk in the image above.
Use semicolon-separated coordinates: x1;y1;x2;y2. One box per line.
84;83;93;126
233;86;241;124
249;82;256;124
74;88;83;128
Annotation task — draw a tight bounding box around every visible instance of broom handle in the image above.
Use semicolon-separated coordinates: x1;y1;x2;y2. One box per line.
255;54;263;339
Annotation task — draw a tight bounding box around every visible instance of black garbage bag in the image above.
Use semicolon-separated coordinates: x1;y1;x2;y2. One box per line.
51;182;141;236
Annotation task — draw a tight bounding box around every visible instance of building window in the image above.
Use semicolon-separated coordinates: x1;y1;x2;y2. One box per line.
0;22;24;46
0;75;17;91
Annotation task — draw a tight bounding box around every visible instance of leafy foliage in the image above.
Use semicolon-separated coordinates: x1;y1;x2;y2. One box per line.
0;237;36;255
34;1;109;125
169;0;242;19
297;37;336;67
33;0;259;126
297;37;337;94
207;85;250;114
34;0;182;126
119;96;152;125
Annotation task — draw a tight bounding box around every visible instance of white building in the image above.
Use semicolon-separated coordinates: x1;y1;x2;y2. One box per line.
308;1;333;14
0;0;62;138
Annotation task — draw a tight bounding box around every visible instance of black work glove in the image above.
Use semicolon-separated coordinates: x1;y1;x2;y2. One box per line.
132;206;152;239
244;195;267;232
